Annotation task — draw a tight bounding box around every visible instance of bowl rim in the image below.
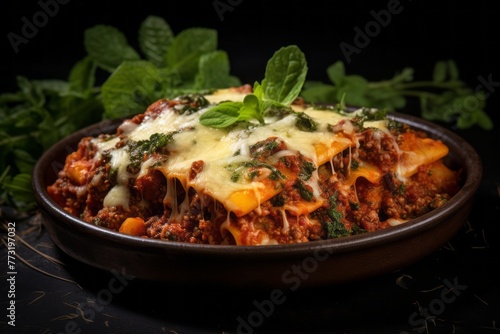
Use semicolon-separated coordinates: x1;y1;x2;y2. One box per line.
32;111;483;259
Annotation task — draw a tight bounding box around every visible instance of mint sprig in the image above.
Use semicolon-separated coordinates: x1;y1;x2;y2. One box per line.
199;45;307;128
300;60;493;130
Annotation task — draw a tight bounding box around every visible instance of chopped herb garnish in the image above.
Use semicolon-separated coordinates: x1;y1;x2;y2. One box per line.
226;160;286;183
351;107;388;129
350;159;359;171
173;94;210;114
349;201;360;211
126;131;177;174
323;219;350;239
271;194;285;207
294;180;314;202
294;112;317;132
250;137;283;160
299;161;316;181
387;119;405;133
320;194;350;239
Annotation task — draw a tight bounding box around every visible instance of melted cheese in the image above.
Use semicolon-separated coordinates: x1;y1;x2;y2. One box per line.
93;90;449;228
103;146;131;209
94;103;361;215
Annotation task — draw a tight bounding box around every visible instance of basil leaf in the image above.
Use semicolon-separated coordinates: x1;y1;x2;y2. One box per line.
84;25;140;72
262;45;308;105
199;101;243;128
166;28;217;81
139;15;174;67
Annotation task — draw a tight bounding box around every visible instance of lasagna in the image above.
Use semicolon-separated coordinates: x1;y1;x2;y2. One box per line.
47;86;462;245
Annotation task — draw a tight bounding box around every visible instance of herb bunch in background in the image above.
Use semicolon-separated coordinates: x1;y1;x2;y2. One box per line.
0;15;240;213
301;60;493;130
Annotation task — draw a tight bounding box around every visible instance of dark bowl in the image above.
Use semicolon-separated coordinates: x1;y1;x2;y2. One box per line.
32;112;482;288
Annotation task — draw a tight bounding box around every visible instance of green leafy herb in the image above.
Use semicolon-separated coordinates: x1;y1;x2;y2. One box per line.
0;16;241;213
226;160;286;183
101;24;240;119
298;161;316;181
350;107;388;129
294;112;317;132
84;25;141;72
294;180;314;202
126;132;177;174
322;195;349;239
300;60;493;130
138;16;174;68
200;45;307;128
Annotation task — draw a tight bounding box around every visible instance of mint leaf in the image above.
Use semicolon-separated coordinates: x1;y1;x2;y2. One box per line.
166;28;217;81
199;101;243;128
301;59;493;129
101;60;164;119
139;16;174;67
0;172;35;211
300;81;336;103
433;61;447;83
239;94;264;123
336;75;370;106
84;25;140;72
262;45;308;105
253;81;264;101
194;51;241;90
68;56;96;96
201;45;309;129
327;61;345;85
447;60;459;80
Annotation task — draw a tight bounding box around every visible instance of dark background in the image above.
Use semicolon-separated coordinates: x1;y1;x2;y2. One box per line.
1;1;500;334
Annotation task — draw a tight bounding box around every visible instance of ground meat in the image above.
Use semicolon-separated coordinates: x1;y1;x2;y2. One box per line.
134;169;167;215
357;128;399;172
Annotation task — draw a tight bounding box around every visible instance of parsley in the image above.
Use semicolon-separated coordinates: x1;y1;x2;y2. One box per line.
172;94;210;115
350;107;388;130
298;161;316;181
199;45;308;128
226;160;286;183
126;132;177;174
321;194;350;239
294;180;314;202
294;112;318;132
323;219;350;239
